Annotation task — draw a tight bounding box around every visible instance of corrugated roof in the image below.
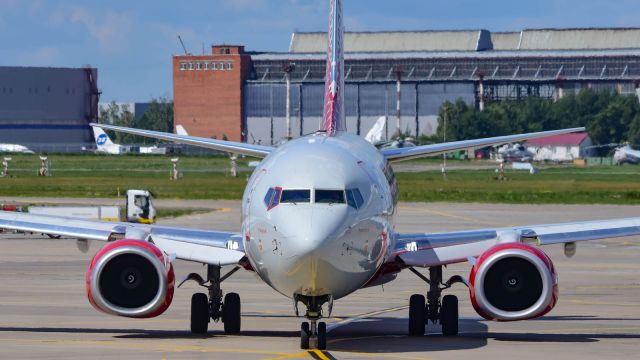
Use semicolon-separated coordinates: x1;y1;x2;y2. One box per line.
526;133;589;146
287;28;640;53
491;32;520;50
518;28;640;50
289;30;492;53
251;48;640;61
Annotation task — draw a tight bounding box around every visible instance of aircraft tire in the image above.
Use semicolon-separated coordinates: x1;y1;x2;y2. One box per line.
300;322;310;349
223;292;241;334
408;294;426;336
317;321;327;350
441;295;459;336
190;293;209;334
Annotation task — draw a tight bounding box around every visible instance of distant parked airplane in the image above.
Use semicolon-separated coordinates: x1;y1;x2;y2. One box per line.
92;127;166;155
613;144;640;165
0;143;33;154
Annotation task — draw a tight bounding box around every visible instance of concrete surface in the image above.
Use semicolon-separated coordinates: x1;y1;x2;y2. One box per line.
1;201;640;359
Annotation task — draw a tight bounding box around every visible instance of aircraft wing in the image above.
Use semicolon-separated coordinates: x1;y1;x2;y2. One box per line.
394;217;640;267
382;127;585;162
91;123;274;158
0;210;244;266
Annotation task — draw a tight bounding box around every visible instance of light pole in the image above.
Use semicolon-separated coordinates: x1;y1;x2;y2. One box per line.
283;62;296;140
442;104;448;180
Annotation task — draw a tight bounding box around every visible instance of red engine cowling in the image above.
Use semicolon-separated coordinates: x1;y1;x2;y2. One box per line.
469;243;558;321
86;240;175;318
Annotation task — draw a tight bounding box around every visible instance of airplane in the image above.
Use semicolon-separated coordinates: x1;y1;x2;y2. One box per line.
91;126;167;155
3;0;640;351
613;144;640;165
175;124;189;136
0;143;34;154
365;116;417;149
494;143;534;162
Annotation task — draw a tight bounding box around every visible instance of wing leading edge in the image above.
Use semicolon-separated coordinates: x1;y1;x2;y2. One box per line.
394;217;640;268
90;123;274;158
0;210;244;266
382;127;585;162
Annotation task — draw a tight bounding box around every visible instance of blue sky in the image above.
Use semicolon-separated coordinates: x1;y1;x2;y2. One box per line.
2;0;639;102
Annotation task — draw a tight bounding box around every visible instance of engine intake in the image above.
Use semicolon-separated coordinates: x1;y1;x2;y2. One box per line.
469;243;558;321
86;240;175;318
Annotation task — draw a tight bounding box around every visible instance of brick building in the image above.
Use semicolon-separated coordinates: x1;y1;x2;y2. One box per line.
173;45;251;141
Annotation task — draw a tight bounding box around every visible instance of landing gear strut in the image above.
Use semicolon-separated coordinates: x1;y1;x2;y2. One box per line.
180;264;241;335
296;295;329;350
408;266;466;337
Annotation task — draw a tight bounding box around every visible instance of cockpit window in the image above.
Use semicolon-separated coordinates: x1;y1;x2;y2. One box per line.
281;189;311;203
264;187;282;210
264;188;274;207
346;188;364;209
315;190;345;204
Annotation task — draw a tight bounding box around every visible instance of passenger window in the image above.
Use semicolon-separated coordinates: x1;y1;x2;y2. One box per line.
315;190;345;204
281;189;311;203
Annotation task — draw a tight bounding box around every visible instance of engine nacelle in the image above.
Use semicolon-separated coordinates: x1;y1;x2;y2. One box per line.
86;240;175;318
469;243;558;321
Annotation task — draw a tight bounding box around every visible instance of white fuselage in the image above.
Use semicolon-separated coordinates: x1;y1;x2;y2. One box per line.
242;132;397;299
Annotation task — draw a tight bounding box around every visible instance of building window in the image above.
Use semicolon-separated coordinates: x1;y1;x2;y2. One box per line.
227;62;233;70
188;62;194;70
211;62;218;70
219;62;226;71
196;62;202;70
203;62;209;70
179;62;187;70
225;48;231;54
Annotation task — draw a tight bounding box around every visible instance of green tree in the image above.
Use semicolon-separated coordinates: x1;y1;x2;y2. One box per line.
434;89;640;150
98;101;134;143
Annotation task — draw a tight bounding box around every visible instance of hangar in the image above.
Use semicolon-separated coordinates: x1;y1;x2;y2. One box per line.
0;66;99;153
174;28;640;145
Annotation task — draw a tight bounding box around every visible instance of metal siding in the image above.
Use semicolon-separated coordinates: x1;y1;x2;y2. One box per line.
0;67;95;151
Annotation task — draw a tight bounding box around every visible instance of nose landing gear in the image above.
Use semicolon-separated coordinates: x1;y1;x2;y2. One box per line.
408;266;467;337
179;264;242;335
296;295;330;350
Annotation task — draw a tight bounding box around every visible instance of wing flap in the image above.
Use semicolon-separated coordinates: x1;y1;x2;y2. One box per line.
0;210;244;266
395;217;640;267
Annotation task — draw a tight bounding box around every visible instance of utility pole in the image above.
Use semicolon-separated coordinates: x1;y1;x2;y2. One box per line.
395;67;402;139
442;104;448;180
283;63;296;140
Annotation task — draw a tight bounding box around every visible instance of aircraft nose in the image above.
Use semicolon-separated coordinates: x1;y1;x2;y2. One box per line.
283;206;348;258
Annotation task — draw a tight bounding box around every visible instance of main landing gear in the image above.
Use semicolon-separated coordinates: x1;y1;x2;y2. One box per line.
179;264;242;335
408;266;466;337
296;295;330;350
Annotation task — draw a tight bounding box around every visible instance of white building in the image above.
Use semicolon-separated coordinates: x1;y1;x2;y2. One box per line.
525;132;593;162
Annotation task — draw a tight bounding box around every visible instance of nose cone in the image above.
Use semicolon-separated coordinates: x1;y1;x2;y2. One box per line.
282;205;348;259
268;205;349;297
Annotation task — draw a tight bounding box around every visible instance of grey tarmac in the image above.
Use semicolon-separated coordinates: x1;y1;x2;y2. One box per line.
1;200;639;359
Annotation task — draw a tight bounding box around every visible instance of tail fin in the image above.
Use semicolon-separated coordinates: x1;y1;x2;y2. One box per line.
365;116;387;144
175;124;189;136
321;0;345;135
93;126;115;148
